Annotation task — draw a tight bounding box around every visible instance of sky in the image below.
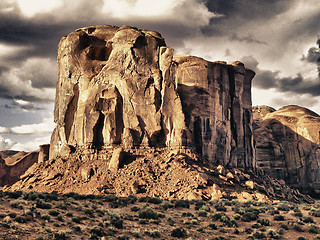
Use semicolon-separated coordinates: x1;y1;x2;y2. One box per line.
0;0;320;152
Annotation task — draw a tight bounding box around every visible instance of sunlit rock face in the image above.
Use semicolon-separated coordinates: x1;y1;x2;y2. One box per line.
253;105;320;195
50;25;255;169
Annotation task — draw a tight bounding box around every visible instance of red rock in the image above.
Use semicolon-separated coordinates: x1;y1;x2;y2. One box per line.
0;151;38;186
109;147;123;171
253;105;320;195
49;25;255;170
245;180;254;189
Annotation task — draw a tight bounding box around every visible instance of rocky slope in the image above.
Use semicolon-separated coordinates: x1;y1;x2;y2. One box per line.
50;25;255;170
6;147;313;203
253;105;320;196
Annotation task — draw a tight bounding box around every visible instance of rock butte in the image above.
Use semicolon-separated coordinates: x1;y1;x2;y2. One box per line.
49;25;255;170
253;105;320;196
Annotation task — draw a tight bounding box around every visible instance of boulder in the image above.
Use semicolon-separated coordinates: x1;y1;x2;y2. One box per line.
245;180;254;189
38;144;50;163
216;165;226;175
211;184;223;200
108;147;124;171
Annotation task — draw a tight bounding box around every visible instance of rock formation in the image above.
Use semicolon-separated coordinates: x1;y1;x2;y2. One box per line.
4;26;317;203
0;150;39;186
38;144;50;163
253;105;320;196
50;25;255;169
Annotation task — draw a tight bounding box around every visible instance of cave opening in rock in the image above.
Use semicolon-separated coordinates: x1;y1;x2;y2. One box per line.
93;112;105;149
193;116;203;154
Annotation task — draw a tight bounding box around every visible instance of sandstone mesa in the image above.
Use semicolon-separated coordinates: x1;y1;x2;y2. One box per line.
49;25;255;170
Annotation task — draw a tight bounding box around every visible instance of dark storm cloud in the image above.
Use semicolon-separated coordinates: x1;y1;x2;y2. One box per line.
281;9;320;42
301;47;320;63
278;75;320;96
200;0;293;37
0;0;117;65
204;0;292;20
0;0;106;102
0;0;210;61
1;0;319;105
229;33;267;45
0;14;76;61
0;66;8;74
242;55;320;96
242;56;278;89
0;86;49;103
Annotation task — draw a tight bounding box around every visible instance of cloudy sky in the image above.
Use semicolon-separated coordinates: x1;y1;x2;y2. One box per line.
0;0;320;151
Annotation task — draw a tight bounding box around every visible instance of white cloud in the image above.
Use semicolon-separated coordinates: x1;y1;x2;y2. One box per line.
13;99;33;108
12;0;63;17
103;0;181;18
10;117;55;135
0;135;16;151
252;88;320;114
0;114;54;151
9;98;44;112
15;57;57;88
102;0;218;27
0;43;29;58
10;135;50;152
0;126;9;134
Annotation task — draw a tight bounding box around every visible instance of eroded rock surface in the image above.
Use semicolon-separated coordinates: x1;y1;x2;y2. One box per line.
253;105;320;196
50;25;255;169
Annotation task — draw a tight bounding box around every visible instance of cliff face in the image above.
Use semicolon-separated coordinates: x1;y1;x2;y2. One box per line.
50;25;255;169
253;105;320;195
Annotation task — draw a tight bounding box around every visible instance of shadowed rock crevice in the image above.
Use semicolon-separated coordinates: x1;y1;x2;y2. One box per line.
193;116;203;154
92;112;105;149
64;84;79;143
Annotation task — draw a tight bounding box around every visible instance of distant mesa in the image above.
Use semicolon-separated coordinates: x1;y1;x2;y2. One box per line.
253;105;320;196
0;150;38;187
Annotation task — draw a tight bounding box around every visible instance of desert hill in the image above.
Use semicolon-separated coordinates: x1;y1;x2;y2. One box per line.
0;150;38;187
6;146;313;203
